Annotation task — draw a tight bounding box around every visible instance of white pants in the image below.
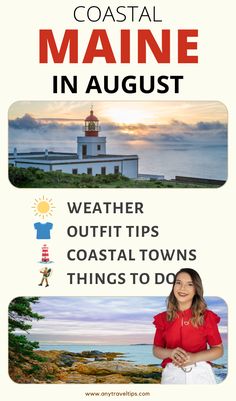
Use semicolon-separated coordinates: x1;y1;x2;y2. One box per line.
161;362;216;384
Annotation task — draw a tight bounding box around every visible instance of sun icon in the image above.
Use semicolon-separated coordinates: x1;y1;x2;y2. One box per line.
32;196;55;219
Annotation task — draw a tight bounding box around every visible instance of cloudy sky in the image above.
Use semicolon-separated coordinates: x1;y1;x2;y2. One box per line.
9;101;227;151
26;296;227;345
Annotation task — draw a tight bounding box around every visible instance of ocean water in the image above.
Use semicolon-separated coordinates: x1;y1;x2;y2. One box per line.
39;343;228;384
111;142;227;180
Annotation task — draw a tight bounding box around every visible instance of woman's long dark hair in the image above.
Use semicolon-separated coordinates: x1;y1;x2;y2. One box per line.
167;268;207;326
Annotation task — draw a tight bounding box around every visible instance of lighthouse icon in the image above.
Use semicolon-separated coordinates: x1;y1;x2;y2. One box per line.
42;244;49;263
39;244;53;264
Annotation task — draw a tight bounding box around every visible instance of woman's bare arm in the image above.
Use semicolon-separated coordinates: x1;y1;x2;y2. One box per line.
183;344;224;366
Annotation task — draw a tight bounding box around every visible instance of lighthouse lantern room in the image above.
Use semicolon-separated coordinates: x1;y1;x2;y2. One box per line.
85;109;99;136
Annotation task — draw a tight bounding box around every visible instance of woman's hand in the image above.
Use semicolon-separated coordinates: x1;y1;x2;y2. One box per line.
170;347;188;366
171;349;197;367
181;352;197;367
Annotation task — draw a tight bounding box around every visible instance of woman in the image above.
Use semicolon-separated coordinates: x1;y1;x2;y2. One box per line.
153;268;223;384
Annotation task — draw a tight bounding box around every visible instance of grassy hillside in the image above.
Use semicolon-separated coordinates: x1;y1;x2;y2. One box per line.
9;166;221;188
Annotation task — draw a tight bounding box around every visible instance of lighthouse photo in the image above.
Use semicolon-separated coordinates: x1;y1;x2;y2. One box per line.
8;101;227;188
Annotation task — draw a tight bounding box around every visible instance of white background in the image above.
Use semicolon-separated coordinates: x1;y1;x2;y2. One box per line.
0;0;235;399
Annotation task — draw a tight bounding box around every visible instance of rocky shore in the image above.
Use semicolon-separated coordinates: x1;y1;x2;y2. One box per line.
9;350;163;384
9;349;226;384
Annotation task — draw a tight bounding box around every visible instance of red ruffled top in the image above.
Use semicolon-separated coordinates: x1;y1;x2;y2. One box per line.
153;309;222;367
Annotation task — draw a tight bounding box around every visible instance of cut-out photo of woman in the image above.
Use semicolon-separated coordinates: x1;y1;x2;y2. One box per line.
153;268;223;384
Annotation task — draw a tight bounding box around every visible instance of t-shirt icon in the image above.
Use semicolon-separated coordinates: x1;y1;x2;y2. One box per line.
34;222;53;239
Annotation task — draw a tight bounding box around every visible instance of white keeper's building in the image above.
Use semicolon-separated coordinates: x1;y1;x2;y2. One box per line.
9;109;139;179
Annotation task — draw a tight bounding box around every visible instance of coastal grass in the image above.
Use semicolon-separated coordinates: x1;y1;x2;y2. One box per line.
9;166;220;189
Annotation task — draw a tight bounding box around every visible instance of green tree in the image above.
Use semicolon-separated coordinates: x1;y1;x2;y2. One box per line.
9;297;44;367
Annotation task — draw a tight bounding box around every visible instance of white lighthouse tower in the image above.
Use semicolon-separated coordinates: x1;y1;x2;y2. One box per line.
77;108;106;159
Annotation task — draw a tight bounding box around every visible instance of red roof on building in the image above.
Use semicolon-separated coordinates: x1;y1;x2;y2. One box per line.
85;110;98;122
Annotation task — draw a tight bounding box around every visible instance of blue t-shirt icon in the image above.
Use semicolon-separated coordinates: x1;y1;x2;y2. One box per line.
34;222;53;239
